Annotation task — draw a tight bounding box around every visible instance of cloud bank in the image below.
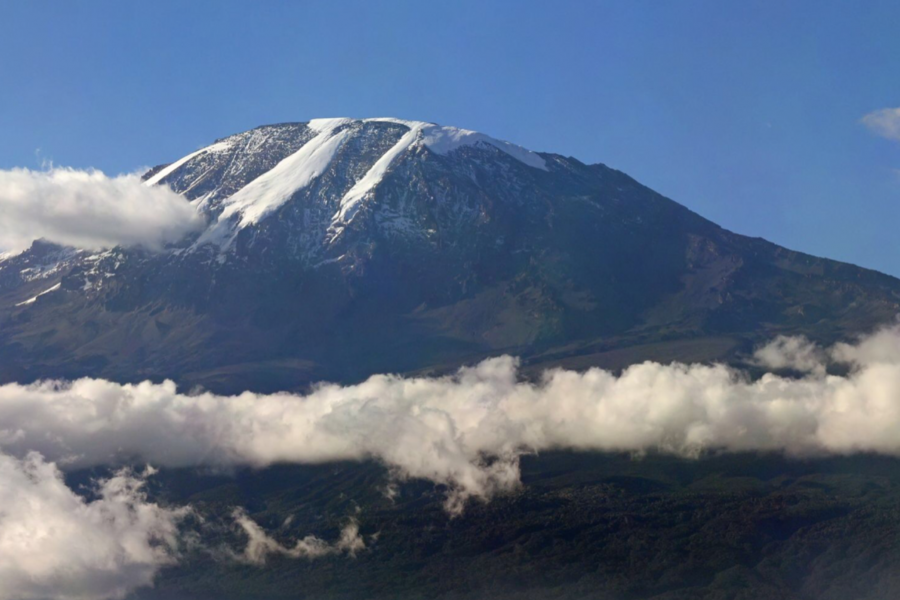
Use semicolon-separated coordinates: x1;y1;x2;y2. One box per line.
0;167;204;253
861;107;900;141
4;327;900;513
5;327;900;597
0;453;187;600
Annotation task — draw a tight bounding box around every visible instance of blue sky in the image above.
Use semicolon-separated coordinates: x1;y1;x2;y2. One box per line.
1;1;898;274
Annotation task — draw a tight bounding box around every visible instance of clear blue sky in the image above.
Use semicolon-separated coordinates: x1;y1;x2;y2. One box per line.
1;1;898;274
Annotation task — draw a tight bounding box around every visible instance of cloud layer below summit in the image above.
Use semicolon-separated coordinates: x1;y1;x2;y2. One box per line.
4;327;900;511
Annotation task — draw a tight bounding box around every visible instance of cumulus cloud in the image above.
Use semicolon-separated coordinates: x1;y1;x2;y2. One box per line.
4;327;900;513
861;107;900;141
831;325;900;366
753;335;827;375
231;511;365;565
0;452;187;600
0;167;204;253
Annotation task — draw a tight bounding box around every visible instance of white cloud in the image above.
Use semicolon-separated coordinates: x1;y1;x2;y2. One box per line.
0;452;187;600
4;327;900;513
831;324;900;366
230;510;365;565
861;107;900;141
753;335;827;375
0;167;204;253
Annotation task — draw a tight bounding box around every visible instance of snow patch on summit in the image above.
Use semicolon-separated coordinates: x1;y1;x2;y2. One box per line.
327;118;546;237
333;121;428;225
198;119;353;246
308;118;355;133
421;125;547;171
365;118;547;171
220;124;350;227
143;140;234;187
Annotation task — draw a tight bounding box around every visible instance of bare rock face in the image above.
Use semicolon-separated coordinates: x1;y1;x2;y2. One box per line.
2;118;898;391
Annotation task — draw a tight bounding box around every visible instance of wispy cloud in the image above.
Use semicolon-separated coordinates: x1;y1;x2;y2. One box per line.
230;510;365;565
0;167;204;254
861;107;900;141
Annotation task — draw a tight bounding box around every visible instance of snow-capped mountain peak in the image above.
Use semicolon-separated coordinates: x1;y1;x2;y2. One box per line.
146;118;549;255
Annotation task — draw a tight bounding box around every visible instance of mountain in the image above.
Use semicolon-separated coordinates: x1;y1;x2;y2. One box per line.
7;118;900;600
1;117;898;392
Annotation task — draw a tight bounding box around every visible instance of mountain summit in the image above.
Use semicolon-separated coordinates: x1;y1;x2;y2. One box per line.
1;118;898;391
148;118;549;257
